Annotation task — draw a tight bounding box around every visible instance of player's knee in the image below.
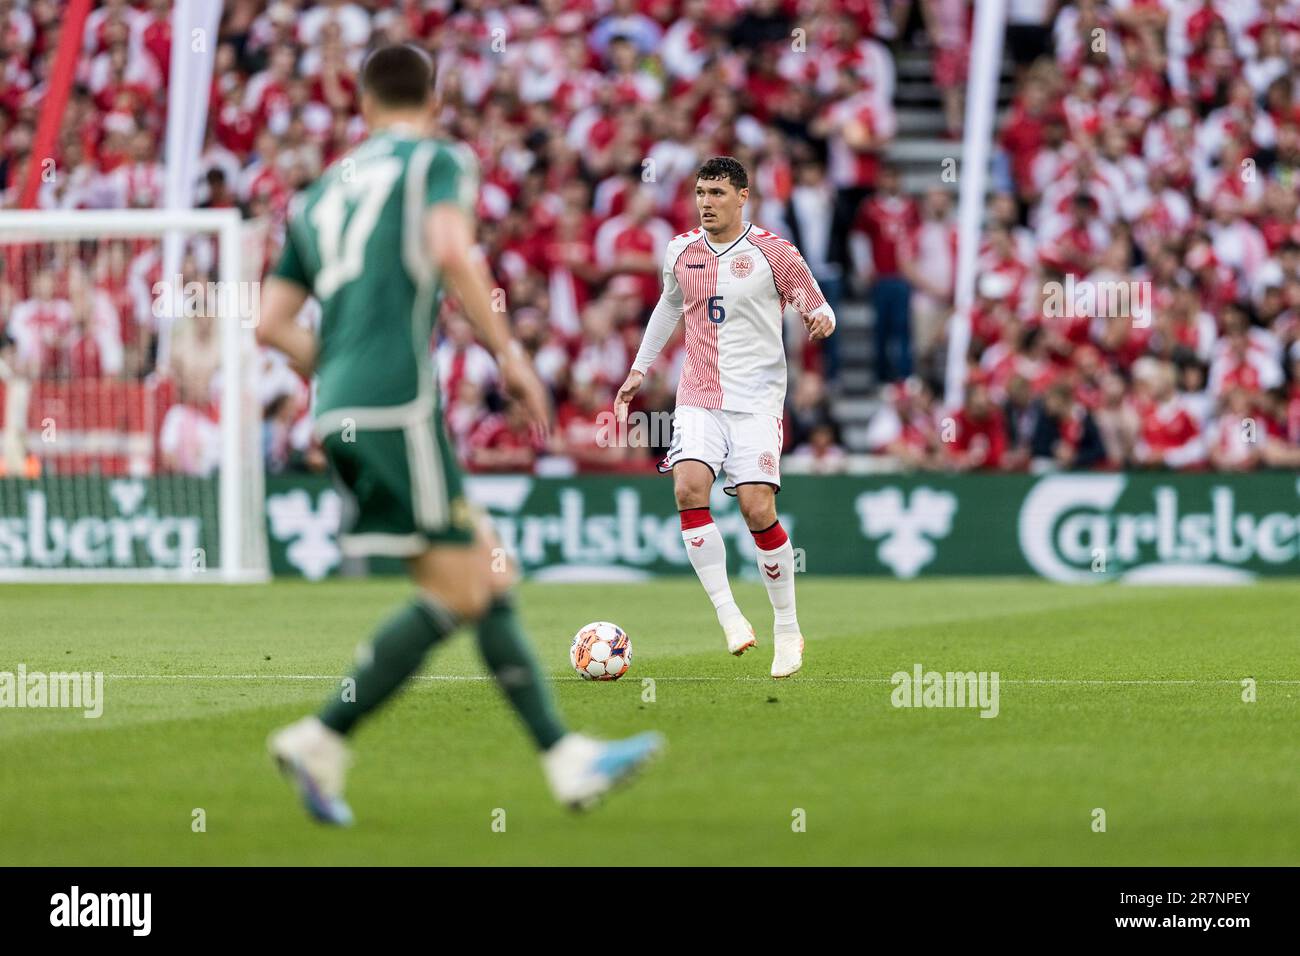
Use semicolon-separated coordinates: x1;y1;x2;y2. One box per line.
410;558;493;621
739;497;777;530
460;586;493;620
673;472;712;509
424;580;491;621
674;483;709;510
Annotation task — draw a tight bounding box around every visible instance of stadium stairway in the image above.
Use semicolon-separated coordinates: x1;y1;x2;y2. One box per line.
829;44;1015;451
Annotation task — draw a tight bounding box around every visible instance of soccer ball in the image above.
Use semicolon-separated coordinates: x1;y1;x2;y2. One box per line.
570;621;632;681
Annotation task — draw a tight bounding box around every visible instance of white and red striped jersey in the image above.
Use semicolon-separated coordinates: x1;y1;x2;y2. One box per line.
633;222;833;419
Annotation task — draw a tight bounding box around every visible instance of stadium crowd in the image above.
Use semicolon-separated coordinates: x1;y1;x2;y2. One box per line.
3;0;1300;476
920;0;1300;476
870;0;1300;473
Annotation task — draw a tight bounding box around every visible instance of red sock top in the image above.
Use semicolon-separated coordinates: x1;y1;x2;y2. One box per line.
680;507;713;531
751;521;788;550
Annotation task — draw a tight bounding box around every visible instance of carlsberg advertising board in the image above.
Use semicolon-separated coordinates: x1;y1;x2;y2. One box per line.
4;473;1300;582
260;472;1300;583
0;477;213;572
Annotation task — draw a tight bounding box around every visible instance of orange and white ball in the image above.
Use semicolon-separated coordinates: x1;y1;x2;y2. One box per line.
570;622;632;681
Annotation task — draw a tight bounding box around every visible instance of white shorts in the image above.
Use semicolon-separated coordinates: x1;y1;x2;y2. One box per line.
660;405;783;495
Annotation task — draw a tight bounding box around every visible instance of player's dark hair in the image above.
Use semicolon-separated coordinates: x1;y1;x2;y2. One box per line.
696;156;749;191
361;44;434;109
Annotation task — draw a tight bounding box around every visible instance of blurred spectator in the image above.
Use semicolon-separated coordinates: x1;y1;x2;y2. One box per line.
945;381;1007;471
1093;370;1141;467
593;188;672;312
467;399;542;473
785;370;833;452
1006;0;1054;76
1028;380;1106;471
159;397;221;477
1207;386;1265;472
572;296;630;392
1001;374;1037;470
905;187;958;382
200;168;239;210
1132;360;1206;470
8;269;71;377
436;314;497;422
814;63;897;270
555;378;628;471
922;0;972;138
784;159;844;382
167;308;220;405
864;376;942;469
789;421;848;474
66;262;124;377
854;163;917;383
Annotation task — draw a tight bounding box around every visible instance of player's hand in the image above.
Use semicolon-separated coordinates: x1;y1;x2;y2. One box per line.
498;346;552;440
804;312;835;340
614;369;644;423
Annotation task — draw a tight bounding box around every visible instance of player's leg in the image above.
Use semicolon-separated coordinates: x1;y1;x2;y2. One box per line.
469;517;566;751
735;483;802;677
473;518;663;808
670;407;755;655
269;425;466;825
273;414;661;820
311;544;477;741
724;413;802;678
270;581;458;827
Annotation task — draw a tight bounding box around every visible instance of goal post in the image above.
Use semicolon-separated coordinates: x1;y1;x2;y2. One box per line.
0;208;269;582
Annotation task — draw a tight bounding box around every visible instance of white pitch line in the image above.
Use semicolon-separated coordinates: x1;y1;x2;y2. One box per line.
100;674;1300;685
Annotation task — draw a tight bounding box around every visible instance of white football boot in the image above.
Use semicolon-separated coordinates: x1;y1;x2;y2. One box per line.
771;632;804;679
543;732;665;810
268;716;354;826
722;614;757;656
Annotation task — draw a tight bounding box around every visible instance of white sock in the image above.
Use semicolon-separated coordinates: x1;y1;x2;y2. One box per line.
682;522;742;625
754;530;799;634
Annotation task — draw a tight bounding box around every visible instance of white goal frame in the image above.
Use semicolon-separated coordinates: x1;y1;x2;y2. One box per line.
0;208;269;583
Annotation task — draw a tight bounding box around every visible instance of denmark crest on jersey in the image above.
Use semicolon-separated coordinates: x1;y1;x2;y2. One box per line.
730;253;755;278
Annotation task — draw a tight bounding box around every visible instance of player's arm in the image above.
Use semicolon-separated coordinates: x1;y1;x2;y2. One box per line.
425;203;551;432
777;242;837;341
615;247;684;423
256;228;317;377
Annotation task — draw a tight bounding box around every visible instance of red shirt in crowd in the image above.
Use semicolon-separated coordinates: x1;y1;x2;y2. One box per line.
855;193;918;278
949;406;1007;468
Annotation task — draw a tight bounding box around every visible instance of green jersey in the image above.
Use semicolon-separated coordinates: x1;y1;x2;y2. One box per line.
272;127;478;435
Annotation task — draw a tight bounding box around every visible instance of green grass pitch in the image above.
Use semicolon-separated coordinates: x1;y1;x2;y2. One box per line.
1;578;1298;865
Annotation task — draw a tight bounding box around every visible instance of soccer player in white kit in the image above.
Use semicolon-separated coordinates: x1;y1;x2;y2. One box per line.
615;157;836;678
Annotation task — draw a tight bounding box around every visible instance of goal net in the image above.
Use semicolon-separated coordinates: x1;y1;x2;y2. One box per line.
0;209;269;582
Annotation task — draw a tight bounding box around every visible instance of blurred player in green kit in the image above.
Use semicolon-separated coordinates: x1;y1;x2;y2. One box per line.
256;44;662;825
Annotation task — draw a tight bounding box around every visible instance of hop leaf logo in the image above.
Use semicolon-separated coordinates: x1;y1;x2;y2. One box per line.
855;487;957;578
